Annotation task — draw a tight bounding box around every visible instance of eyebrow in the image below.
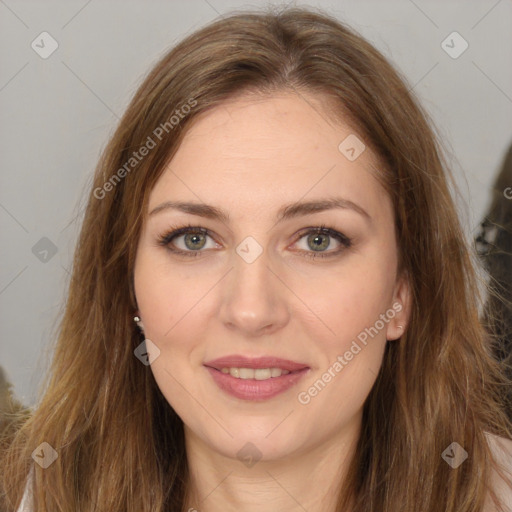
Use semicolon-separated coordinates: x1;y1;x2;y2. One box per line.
149;197;371;224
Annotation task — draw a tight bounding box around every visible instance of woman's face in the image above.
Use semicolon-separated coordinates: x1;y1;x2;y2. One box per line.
133;91;409;462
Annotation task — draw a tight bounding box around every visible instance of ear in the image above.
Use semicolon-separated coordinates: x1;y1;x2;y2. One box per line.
386;272;412;341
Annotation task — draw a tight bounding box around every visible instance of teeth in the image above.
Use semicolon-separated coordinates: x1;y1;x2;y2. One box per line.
270;368;283;377
220;367;291;380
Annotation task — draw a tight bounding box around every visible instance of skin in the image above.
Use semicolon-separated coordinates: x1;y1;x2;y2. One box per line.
133;90;411;512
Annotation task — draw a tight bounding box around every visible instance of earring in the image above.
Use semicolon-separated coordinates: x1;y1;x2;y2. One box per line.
133;315;144;331
397;325;404;330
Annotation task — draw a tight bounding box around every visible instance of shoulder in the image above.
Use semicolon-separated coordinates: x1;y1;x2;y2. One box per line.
484;432;512;512
487;432;512;460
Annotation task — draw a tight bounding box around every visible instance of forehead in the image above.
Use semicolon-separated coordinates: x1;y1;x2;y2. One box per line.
148;91;391;224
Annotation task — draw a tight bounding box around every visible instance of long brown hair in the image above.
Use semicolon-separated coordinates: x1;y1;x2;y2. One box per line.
2;6;511;511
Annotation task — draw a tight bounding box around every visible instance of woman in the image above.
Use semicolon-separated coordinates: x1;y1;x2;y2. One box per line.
2;6;512;511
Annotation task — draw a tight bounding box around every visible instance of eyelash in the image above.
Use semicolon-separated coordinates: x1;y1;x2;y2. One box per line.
156;223;353;260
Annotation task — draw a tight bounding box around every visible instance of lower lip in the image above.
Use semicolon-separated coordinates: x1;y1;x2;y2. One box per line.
205;366;310;401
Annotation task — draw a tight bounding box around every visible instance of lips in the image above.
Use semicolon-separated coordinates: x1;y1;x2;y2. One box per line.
203;355;309;372
203;355;310;401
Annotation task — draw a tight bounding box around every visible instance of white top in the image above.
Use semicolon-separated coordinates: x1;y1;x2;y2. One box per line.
16;434;512;511
16;465;33;512
484;433;512;511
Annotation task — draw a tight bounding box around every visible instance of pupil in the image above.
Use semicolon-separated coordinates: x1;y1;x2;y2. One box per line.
185;232;206;250
308;233;329;251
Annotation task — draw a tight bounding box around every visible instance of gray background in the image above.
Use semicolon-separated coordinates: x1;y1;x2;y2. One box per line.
1;0;511;407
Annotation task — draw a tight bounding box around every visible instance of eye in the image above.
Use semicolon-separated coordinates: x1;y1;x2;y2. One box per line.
156;223;352;259
292;225;352;259
156;224;219;257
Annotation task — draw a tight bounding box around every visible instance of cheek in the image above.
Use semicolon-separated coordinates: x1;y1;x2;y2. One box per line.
134;249;197;335
295;272;391;418
302;259;395;346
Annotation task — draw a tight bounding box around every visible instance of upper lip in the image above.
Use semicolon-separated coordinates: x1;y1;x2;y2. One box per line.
204;355;309;372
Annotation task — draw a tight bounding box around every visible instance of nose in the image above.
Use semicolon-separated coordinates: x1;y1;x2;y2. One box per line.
217;246;291;337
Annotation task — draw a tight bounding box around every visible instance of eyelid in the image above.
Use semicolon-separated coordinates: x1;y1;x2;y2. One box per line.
156;223;352;259
156;224;219;256
291;225;352;259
